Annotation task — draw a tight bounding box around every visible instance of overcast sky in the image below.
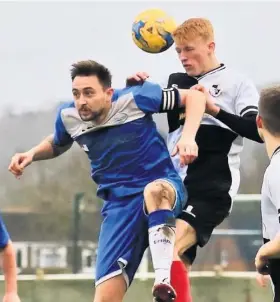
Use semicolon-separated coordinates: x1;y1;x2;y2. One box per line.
0;1;279;114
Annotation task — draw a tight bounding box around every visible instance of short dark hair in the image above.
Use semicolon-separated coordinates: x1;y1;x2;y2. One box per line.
70;60;112;88
259;85;280;136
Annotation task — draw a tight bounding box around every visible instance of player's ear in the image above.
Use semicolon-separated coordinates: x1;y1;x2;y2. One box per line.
106;88;114;99
208;41;215;53
256;114;263;129
256;114;265;141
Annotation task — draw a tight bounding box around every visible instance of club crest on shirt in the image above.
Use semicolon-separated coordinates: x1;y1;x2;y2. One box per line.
209;84;222;97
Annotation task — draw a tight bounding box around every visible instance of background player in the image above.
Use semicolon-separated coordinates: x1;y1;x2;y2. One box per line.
0;216;20;302
8;60;207;302
255;85;280;301
126;17;263;302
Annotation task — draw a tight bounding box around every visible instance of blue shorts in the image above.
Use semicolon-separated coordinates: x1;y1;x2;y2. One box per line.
95;178;187;288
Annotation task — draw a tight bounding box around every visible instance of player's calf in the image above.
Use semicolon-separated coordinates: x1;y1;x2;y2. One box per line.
144;180;177;301
174;219;197;259
171;220;197;302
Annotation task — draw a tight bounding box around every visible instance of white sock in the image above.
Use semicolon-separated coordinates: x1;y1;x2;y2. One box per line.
148;224;176;284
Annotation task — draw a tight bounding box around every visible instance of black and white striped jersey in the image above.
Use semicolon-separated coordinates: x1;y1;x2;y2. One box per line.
165;64;259;202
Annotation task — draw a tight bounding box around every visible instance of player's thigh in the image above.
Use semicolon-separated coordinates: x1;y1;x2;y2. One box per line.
95;198;148;289
178;195;231;259
94;274;126;302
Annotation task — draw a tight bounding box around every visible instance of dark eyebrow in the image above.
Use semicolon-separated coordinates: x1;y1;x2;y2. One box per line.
72;87;95;92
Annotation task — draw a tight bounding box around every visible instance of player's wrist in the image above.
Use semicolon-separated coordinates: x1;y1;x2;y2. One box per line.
5;289;18;295
26;149;35;161
208;105;220;117
257;246;268;260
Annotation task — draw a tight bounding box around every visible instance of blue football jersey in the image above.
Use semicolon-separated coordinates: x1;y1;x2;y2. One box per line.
54;81;182;201
0;216;10;249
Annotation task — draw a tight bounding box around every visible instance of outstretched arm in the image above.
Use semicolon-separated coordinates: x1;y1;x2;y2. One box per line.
192;82;263;143
8;134;72;178
9;104;74;178
30;134;73;161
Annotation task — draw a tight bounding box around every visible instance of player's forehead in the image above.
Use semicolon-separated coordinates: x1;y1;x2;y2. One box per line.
175;36;205;50
72;75;102;91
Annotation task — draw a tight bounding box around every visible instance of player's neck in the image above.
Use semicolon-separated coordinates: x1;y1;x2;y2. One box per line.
264;134;280;159
202;56;221;75
94;105;111;125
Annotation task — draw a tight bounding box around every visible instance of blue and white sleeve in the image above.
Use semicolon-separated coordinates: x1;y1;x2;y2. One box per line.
53;105;73;146
0;216;10;249
132;81;181;114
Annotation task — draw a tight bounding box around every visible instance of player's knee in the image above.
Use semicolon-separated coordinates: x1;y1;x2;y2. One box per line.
144;181;175;213
175;219;197;258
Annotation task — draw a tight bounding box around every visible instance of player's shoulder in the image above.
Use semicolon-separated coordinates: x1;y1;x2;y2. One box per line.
222;66;255;87
56;101;75;112
265;152;280;185
55;101;76;121
167;72;197;89
168;72;192;82
113;81;161;101
269;151;280;172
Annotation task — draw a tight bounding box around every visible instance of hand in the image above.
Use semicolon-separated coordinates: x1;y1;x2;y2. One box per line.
255;251;270;275
256;272;270;288
126;72;149;86
3;292;21;302
171;138;198;166
8;151;34;178
191;84;220;116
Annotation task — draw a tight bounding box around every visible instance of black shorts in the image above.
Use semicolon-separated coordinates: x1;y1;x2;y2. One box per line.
177;193;232;264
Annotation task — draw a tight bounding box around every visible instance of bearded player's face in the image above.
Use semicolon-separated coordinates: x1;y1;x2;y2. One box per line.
72;75;113;122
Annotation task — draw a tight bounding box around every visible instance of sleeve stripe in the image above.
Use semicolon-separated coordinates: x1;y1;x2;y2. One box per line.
240;106;258;116
171;90;175;110
163;90;167;110
161;88;179;111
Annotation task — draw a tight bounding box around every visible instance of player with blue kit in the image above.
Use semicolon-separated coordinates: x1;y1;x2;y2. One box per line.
8;60;206;302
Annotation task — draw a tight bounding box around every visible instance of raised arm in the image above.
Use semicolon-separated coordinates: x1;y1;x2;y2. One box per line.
30;134;72;161
8;134;73;178
8;104;73;178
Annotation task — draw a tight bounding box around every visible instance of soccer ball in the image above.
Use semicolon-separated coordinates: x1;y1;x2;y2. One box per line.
132;9;177;54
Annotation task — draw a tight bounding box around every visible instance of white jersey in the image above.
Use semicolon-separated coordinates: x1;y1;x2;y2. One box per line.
166;64;259;204
261;147;280;241
261;147;280;301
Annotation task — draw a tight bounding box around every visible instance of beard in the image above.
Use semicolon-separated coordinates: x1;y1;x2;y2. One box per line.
78;108;106;123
